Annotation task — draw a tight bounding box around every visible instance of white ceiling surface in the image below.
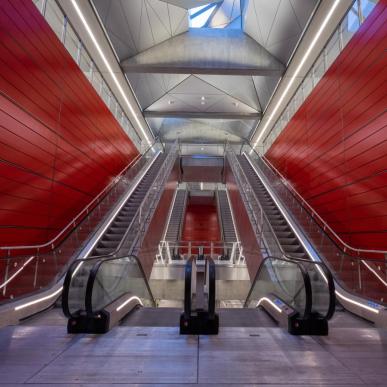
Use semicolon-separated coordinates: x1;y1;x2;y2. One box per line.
92;0;319;145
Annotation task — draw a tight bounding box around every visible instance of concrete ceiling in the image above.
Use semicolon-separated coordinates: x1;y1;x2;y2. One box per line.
92;0;319;146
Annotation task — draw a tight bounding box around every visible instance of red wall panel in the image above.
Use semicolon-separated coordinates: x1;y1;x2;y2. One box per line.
265;1;387;252
0;0;138;248
181;196;221;242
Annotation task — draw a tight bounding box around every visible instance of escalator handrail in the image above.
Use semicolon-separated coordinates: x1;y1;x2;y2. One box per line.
84;254;156;316
62;253;155;317
84;151;162;261
183;257;194;319
226;147;306;261
85;142;178;261
244;148;387;307
252;147;387;256
0;140;162;254
282;254;335;320
244;255;313;319
207;257;216;319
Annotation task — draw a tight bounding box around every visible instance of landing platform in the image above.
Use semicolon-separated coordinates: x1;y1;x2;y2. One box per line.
1;309;386;385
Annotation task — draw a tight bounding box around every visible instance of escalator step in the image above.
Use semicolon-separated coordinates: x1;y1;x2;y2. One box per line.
94;247;114;256
105;233;123;241
99;240;120;248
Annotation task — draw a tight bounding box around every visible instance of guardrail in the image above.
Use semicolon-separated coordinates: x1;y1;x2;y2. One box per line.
155;240;245;265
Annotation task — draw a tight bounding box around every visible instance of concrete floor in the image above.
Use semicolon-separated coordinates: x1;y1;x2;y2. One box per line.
1;308;387;386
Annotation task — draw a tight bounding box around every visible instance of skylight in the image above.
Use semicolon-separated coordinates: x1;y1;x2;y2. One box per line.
189;4;217;28
189;1;242;29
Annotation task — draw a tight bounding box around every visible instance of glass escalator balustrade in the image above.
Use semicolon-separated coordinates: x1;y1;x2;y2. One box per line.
239;143;386;309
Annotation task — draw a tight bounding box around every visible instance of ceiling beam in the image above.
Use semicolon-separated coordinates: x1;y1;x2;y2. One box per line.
144;111;262;120
121;29;284;76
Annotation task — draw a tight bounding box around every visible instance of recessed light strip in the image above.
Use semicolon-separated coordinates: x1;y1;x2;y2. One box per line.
252;0;341;149
70;0;152;147
116;296;143;312
14;287;63;311
257;297;283;314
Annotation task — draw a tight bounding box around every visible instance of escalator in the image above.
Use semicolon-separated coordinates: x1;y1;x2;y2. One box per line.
91;153;167;256
231;146;387;324
62;247;335;335
237;155;307;259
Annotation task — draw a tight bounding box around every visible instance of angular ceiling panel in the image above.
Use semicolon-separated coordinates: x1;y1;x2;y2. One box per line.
145;1;171;43
255;0;281;45
149;117;257;143
290;0;318;27
159;0;222;9
91;0;319;145
147;0;172;34
266;0;301;47
171;76;223;95
243;0;318;64
127;73;190;109
253;75;280;111
197;74;261;110
138;2;156;52
168;3;189;34
121;28;285;75
92;0;189;60
145;75;259;115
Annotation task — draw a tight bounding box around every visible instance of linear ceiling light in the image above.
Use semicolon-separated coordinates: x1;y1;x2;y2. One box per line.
252;0;340;150
70;0;152;147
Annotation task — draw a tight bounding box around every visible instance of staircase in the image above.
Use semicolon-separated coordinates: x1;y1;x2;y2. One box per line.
237;155;307;259
90;153;167;256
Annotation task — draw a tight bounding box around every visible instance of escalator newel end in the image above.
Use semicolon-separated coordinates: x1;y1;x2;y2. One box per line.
288;314;328;336
179;311;219;335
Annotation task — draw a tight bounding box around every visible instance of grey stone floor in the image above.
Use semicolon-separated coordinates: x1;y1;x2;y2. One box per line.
1;309;387;386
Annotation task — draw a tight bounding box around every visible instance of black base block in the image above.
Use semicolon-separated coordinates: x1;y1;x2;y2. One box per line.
67;312;110;334
288;315;328;336
180;311;219;335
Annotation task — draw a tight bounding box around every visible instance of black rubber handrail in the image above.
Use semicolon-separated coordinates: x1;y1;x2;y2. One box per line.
245;255;335;320
275;254;335;320
183;256;216;319
62;253;155;318
207;257;216;319
244;255;313;319
183;257;194;319
84;254;156;317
